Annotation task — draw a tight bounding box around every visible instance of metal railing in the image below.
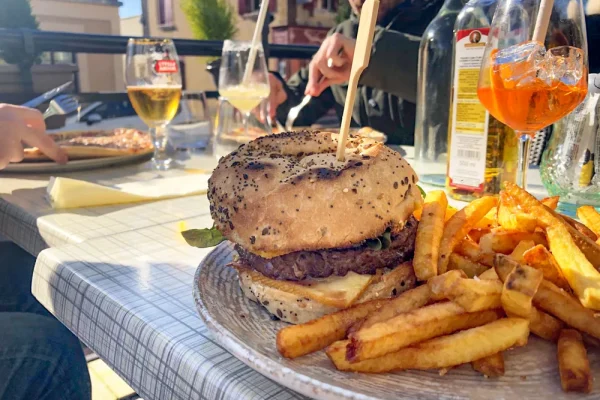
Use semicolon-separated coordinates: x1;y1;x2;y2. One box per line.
0;28;319;59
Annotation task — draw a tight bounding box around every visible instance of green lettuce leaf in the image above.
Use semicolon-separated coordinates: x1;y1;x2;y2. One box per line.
182;226;226;248
417;184;426;198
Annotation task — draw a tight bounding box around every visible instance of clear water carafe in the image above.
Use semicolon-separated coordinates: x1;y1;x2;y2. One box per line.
540;74;600;211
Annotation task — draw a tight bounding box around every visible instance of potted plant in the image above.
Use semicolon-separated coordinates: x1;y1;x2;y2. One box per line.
182;0;237;87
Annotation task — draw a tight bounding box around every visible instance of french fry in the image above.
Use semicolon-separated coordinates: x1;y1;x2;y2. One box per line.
541;196;560;210
561;213;598;241
478;268;499;280
501;263;543;318
276;297;390;358
428;270;468;301
415;203;457;222
494;253;518;282
509;240;536;262
327;318;530;373
447;279;503;312
533;279;600;340
346;303;501;362
448;253;489;278
413;190;448;281
557;329;593;393
479;230;547;254
495;254;569;342
504;182;600;267
454;239;495;267
348;285;431;334
438;196;498;274
577;206;600;238
522;245;572;292
530;307;564;342
546;223;600;309
473;207;497;229
468;228;492;243
471;352;505;377
497;191;538;232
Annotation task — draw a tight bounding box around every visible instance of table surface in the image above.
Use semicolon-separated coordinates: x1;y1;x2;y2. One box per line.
0;149;547;400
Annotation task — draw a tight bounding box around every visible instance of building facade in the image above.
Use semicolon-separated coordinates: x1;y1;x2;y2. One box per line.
143;0;339;91
30;0;124;92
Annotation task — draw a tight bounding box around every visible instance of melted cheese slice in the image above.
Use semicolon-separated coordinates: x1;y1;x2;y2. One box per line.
236;267;373;308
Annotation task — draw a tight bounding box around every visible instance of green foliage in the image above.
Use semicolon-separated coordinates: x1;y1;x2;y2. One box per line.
182;0;237;41
335;0;352;24
0;0;40;66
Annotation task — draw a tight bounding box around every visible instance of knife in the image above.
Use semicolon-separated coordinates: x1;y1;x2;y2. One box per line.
21;81;73;109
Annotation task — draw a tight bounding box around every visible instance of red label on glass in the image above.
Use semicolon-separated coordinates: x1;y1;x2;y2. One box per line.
155;60;178;73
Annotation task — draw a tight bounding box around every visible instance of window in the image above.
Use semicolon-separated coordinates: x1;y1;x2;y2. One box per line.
320;0;338;11
158;0;174;29
39;52;76;65
238;0;276;15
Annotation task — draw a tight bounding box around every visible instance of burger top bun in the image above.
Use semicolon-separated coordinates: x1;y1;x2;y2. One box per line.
208;131;422;258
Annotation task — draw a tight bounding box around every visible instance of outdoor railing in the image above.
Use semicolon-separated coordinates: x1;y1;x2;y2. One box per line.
0;28;319;103
0;29;318;59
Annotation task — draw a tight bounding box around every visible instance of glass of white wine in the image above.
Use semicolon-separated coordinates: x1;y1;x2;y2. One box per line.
218;40;270;137
125;38;182;170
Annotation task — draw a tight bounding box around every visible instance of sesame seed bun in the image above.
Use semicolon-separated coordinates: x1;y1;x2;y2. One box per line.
208;131;422;258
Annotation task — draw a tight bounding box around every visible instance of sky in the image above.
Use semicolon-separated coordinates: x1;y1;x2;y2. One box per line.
119;0;142;18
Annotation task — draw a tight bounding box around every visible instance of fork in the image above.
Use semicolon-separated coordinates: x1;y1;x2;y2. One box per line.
285;51;344;131
43;94;79;120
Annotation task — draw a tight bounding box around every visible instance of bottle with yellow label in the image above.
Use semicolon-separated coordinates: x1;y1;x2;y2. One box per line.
446;0;518;201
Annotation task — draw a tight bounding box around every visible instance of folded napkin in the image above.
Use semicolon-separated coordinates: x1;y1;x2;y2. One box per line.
47;174;209;209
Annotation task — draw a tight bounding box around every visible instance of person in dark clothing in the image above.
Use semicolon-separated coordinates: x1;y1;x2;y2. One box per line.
0;104;91;400
269;0;443;145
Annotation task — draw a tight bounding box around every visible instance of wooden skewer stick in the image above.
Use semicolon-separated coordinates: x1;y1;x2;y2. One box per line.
335;0;380;162
532;0;555;43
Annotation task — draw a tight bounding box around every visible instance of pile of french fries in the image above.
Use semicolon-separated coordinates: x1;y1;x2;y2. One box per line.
276;182;600;394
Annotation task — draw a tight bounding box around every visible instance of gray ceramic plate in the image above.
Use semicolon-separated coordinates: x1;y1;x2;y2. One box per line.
194;242;600;400
2;152;152;174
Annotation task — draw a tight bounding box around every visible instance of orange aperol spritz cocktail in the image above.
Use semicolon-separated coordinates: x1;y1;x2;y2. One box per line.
477;1;589;188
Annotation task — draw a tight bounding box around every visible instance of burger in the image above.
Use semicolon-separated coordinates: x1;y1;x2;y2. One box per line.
207;131;423;324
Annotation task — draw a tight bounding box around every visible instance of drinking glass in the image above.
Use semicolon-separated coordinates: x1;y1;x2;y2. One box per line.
125;38;182;170
477;0;589;188
214;97;272;159
218;40;270;137
169;91;212;153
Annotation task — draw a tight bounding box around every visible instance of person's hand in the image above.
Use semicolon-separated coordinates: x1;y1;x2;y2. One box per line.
0;104;67;169
268;73;287;119
305;33;356;97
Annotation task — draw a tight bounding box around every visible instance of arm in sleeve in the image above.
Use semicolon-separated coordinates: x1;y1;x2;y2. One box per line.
359;28;421;103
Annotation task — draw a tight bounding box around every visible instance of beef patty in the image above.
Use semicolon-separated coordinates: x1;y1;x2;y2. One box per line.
235;216;418;281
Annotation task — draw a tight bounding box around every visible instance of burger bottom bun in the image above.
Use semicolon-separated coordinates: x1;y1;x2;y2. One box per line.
238;263;416;325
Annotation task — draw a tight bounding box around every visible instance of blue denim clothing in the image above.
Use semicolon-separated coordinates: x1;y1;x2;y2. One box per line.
0;241;91;400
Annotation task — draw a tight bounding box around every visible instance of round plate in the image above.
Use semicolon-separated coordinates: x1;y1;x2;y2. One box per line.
1;152;153;174
194;242;600;400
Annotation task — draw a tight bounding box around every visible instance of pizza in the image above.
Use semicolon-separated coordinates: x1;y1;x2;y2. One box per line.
219;126;270;144
23;128;153;161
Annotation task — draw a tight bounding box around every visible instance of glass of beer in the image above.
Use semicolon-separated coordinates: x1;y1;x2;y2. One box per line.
126;38;182;170
477;0;588;188
218;40;270;138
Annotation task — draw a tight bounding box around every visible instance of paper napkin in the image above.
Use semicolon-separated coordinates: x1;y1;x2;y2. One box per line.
47;174;209;209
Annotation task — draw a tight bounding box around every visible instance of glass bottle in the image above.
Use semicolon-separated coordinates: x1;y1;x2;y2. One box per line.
414;0;466;186
445;0;518;200
541;74;600;213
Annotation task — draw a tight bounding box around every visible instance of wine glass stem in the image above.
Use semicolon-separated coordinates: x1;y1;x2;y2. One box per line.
150;124;171;169
516;132;532;189
242;112;250;136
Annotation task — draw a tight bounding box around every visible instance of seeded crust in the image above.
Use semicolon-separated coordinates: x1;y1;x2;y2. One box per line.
208;131;422;258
